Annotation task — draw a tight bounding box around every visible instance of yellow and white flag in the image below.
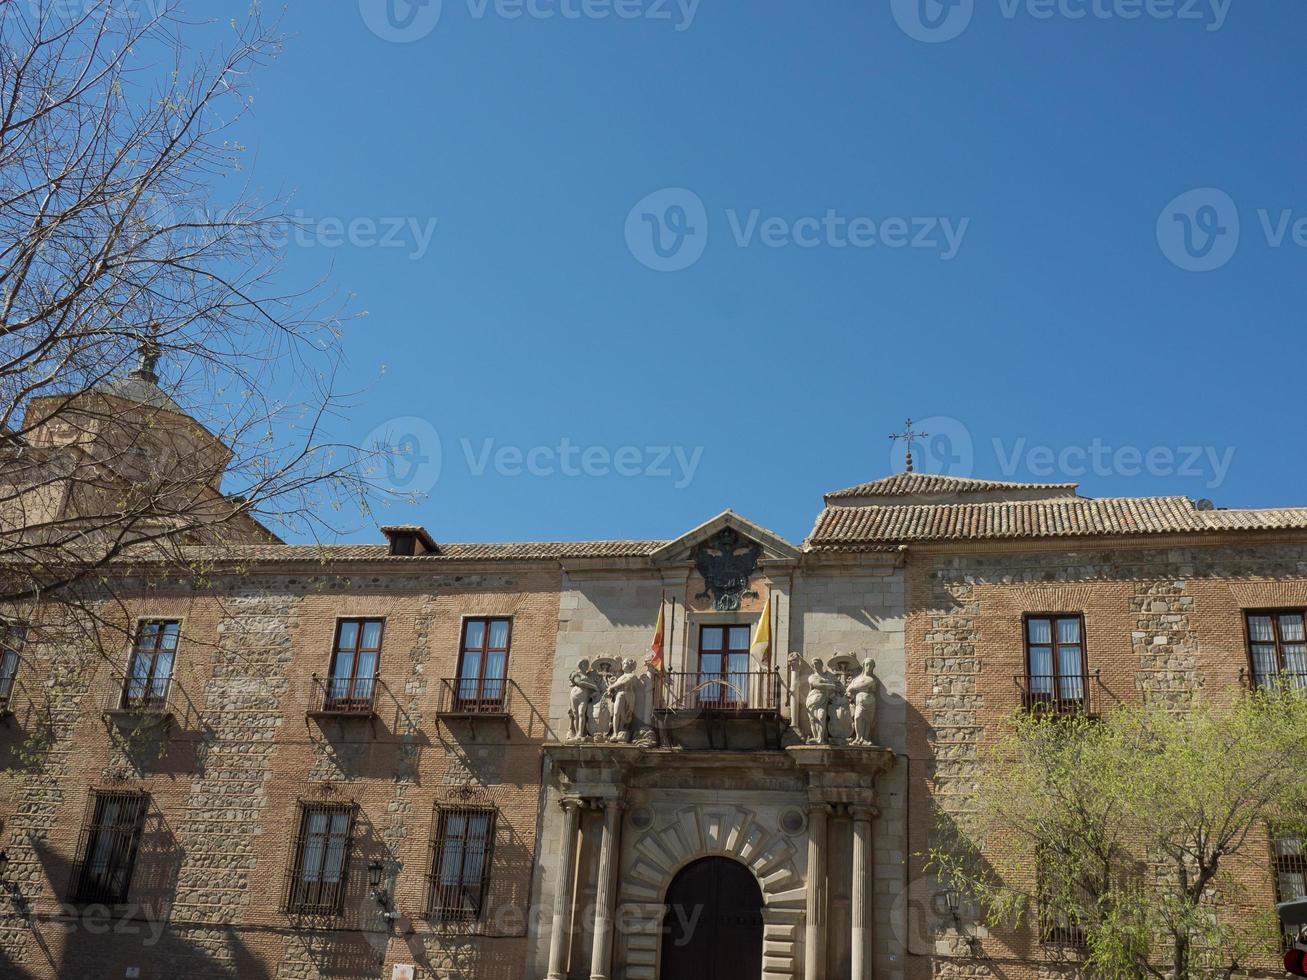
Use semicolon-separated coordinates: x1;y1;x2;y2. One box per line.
750;596;772;663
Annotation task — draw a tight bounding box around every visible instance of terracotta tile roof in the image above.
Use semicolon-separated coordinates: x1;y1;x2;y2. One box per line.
807;495;1307;549
178;539;667;564
825;473;1080;500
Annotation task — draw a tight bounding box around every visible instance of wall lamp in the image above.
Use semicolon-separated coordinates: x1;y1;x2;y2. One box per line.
367;859;399;926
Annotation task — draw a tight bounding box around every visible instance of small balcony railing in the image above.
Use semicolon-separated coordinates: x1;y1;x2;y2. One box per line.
436;676;512;717
654;670;781;714
1016;674;1092;716
1245;670;1307;693
311;674;379;717
105;672;174;716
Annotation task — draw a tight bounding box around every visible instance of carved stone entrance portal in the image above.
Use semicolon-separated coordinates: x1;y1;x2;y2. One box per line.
662;857;763;980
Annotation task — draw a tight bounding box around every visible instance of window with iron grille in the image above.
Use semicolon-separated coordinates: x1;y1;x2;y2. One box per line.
122;620;178;710
326;619;383;711
427;805;496;921
1036;847;1088;949
1246;611;1307;690
455;618;511;711
1276;831;1307;946
1024;614;1088;709
284;803;356;914
69;790;148;904
0;624;24;706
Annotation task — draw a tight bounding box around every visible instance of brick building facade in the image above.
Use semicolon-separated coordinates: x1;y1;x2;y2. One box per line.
0;371;1303;979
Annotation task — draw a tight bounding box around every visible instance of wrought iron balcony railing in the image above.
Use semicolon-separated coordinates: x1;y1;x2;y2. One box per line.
435;676;512;717
1245;669;1307;693
104;671;174;717
1016;674;1093;716
311;674;379;717
653;670;781;714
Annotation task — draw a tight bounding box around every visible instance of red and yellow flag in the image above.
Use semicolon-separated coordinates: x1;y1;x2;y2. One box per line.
649;601;666;669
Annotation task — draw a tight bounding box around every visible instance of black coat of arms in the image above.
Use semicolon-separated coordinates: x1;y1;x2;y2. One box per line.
693;527;762;611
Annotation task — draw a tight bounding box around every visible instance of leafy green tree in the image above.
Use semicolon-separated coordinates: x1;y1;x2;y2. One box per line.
929;689;1307;979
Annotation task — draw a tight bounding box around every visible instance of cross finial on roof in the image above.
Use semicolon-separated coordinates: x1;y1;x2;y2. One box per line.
889;418;930;473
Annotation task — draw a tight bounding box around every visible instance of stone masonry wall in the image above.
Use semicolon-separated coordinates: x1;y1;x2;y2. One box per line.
0;565;562;980
904;540;1307;980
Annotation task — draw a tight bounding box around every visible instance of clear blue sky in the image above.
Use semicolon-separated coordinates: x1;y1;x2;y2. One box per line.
238;0;1307;546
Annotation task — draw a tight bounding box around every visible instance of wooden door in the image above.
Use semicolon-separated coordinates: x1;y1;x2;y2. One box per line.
661;857;763;980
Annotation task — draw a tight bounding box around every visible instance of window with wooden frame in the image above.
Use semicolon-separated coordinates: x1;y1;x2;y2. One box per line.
122;620;179;711
325;618;384;712
284;803;356;914
1023;614;1088;712
69;790;148;904
1245;611;1307;690
427;805;497;922
455;618;511;711
0;624;25;707
697;624;752;709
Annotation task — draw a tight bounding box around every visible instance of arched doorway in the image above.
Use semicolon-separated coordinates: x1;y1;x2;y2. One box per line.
661;856;764;980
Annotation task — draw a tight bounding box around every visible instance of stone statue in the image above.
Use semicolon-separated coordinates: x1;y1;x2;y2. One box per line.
790;654;843;745
567;660;599;741
846;657;881;746
605;658;641;743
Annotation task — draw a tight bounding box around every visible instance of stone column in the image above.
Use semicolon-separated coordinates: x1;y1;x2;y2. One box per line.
851;805;875;980
805;802;829;980
547;797;584;980
590;799;624;980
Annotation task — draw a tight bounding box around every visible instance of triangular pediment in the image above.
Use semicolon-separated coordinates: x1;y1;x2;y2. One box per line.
650;510;800;564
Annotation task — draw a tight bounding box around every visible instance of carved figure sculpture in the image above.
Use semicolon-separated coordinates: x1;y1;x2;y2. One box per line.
567;660;599;741
606;658;641;743
803;658;843;745
846;658;881;746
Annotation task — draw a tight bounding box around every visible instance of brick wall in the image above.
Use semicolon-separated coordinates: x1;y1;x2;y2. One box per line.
904;538;1307;980
0;565;561;980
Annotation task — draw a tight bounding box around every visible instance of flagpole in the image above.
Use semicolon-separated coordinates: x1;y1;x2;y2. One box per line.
667;594;675;674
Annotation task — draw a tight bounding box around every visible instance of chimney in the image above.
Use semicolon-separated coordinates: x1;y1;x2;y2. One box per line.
381;525;439;557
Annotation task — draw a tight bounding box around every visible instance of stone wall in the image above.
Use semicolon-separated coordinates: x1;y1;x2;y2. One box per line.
0;566;562;980
905;539;1307;980
528;548;910;980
